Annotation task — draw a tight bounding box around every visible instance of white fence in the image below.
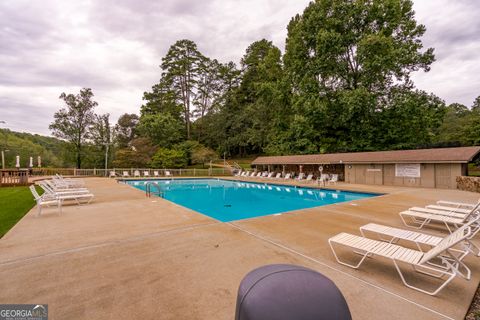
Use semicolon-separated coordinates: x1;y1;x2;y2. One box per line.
30;168;234;177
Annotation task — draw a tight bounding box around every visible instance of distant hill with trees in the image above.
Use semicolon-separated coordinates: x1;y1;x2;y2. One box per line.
0;129;68;168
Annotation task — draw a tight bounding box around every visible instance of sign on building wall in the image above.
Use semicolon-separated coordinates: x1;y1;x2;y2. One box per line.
395;163;421;178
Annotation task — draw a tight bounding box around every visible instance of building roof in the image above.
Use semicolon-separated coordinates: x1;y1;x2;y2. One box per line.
252;146;480;165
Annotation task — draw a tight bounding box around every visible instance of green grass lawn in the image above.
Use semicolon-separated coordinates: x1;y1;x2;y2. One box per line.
468;163;480;177
0;186;38;238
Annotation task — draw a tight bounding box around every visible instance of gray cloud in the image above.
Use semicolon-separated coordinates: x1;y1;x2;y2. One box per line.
0;0;479;135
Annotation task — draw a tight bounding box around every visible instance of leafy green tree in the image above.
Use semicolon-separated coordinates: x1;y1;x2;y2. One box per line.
174;140;201;165
89;113;113;168
49;88;97;168
111;137;155;168
213;40;287;156
283;0;435;152
461;96;480;145
191;146;218;167
375;89;446;149
137;113;184;148
112;149;150;168
161;39;206;139
115;113;139;148
141;79;183;119
150;148;187;168
436;103;470;144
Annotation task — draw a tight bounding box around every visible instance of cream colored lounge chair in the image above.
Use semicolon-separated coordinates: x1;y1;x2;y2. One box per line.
284;173;291;180
38;181;94;205
317;174;329;186
327;174;338;185
305;174;313;182
437;200;479;209
153;171;160;177
296;173;305;181
30;185;62;217
274;173;282;179
43;180;90;194
53;175;85;188
329;222;473;295
360;221;480;279
143;171;150;177
399;206;479;233
406;201;480;218
134;170;140;177
123;171;130;177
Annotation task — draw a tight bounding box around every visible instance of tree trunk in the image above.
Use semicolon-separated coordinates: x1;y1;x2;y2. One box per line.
76;145;81;169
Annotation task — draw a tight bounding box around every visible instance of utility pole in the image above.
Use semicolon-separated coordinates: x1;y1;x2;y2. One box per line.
0;121;7;169
104;142;109;176
1;150;9;170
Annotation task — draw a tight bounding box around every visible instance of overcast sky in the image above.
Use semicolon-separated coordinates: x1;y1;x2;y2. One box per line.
1;0;479;136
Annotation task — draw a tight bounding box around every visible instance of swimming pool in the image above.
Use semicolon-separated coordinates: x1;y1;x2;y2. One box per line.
124;178;379;222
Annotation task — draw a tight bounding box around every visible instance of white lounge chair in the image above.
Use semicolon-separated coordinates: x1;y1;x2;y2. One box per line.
123;171;130;177
143;171;150;177
30;185;62;217
38;182;94;205
43;180;90;194
262;171;269;177
153;171;160;177
327;174;338;185
317;174;329;186
274;173;281;179
360;222;479;279
53;175;85;188
329;222;473;295
424;201;480;215
284;173;291;180
399;206;479;233
266;172;274;178
296;173;305;181
165;171;172;177
109;171;117;178
235;170;243;177
407;206;473;218
134;170;140;177
305;174;314;183
437;200;479;209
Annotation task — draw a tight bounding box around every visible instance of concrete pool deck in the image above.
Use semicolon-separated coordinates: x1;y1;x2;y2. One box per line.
0;177;479;319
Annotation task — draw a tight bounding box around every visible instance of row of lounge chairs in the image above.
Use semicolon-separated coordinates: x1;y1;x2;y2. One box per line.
110;170;172;178
30;174;94;217
329;199;480;295
235;171;338;185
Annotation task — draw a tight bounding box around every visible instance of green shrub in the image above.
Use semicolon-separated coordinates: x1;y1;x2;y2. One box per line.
150;148;187;168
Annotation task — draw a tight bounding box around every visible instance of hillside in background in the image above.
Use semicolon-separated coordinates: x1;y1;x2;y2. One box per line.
0;129;72;168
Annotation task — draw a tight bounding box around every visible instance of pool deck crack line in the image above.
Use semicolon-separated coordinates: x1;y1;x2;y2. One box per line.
228;222;455;320
0;221;219;267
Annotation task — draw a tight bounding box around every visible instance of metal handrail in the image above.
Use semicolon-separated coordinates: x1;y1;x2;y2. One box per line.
145;181;163;198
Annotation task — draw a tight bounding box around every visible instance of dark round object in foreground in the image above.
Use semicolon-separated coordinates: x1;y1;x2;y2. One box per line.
235;264;351;320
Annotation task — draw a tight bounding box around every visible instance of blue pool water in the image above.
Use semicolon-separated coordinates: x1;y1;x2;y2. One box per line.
124;179;378;222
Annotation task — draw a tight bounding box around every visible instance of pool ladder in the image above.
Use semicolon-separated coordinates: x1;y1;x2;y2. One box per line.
145;182;164;198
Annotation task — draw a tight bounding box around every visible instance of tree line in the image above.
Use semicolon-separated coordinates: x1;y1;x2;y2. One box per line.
48;0;480;169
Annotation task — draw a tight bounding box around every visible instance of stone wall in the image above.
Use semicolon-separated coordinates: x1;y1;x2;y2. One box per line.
456;176;480;193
